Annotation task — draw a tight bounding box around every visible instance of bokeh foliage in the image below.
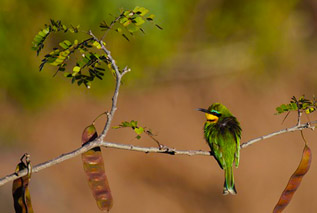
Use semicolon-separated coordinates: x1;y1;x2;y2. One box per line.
1;0;317;108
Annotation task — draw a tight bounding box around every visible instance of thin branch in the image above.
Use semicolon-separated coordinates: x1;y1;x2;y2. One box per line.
101;13;123;40
240;120;316;149
295;98;302;126
88;30;130;141
88;30;121;77
0;120;315;187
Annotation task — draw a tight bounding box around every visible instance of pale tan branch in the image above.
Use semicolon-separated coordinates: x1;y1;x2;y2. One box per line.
240;120;316;148
0;120;315;187
88;30;130;141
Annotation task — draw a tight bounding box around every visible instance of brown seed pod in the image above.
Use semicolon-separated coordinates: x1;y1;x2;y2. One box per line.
12;153;34;213
82;125;113;211
273;145;312;213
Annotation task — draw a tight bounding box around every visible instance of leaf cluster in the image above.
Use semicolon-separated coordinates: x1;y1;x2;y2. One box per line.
32;7;161;88
39;37;112;88
32;19;79;56
113;120;146;139
32;19;109;88
100;6;162;41
275;96;316;115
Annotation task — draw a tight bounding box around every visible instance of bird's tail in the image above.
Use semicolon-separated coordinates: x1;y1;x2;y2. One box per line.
223;166;237;195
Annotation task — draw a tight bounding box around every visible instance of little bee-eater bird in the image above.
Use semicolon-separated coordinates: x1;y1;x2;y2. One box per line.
197;103;241;195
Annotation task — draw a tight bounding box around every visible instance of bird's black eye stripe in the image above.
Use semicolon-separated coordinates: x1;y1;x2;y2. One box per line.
211;112;222;117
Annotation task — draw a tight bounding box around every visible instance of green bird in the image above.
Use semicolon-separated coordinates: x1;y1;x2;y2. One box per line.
197;103;241;195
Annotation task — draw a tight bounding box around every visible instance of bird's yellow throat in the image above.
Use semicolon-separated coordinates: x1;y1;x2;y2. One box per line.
205;113;219;123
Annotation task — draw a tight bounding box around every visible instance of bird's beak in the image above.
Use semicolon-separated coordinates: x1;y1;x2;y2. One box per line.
196;108;210;113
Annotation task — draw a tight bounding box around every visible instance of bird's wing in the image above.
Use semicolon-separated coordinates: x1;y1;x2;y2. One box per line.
211;140;225;170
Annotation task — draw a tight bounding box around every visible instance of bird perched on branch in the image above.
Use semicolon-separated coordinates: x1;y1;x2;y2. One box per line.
197;103;241;195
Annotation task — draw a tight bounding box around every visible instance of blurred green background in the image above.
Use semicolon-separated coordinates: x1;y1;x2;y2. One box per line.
1;0;316;109
1;0;317;212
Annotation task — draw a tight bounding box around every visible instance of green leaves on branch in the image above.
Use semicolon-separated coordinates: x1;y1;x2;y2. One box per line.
99;6;162;41
113;120;145;139
32;6;160;88
275;95;316;115
113;120;162;147
32;19;79;56
38;37;111;88
64;51;110;87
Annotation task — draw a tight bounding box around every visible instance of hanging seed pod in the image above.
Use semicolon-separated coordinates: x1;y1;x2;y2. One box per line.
273;145;312;213
82;124;113;211
12;153;34;213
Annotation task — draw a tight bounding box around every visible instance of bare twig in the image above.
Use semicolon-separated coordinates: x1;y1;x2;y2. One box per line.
0;120;315;187
240;121;316;148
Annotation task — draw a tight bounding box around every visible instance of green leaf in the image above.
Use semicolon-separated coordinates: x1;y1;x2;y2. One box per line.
276;107;283;114
146;14;155;21
73;66;81;72
133;17;145;26
133;6;149;16
38;29;49;37
133;6;141;13
120;17;129;24
134;127;144;135
281;104;288;111
123;19;132;27
59;41;68;49
64;40;71;46
121;121;130;127
123;10;132;17
290;102;298;110
93;41;102;49
128;25;139;33
306;107;315;114
302;103;309;109
136;135;141;140
130;120;138;128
